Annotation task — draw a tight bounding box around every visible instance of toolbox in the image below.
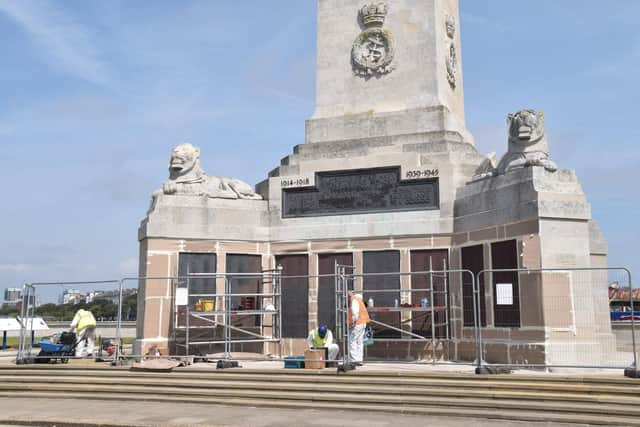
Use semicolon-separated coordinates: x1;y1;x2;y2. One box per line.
284;356;305;369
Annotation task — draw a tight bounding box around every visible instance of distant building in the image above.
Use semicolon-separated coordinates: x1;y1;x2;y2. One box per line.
60;289;86;305
2;288;22;309
62;289;138;305
4;288;21;303
88;289;137;305
609;282;640;320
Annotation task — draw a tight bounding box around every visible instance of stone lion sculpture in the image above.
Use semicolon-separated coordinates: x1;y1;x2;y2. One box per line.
473;152;498;179
496;109;557;174
160;143;262;200
471;109;557;180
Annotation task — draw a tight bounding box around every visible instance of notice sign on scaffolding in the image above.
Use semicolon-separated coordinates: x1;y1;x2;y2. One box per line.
175;288;188;306
496;283;513;305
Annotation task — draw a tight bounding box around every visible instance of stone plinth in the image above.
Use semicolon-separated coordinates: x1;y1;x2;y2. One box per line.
260;135;485;242
453;167;614;366
455;168;591;232
141;194;269;241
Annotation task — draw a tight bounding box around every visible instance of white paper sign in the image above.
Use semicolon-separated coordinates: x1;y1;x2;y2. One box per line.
175;288;188;306
0;317;22;331
496;283;513;305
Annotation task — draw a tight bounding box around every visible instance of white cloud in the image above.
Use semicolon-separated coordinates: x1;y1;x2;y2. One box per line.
0;1;112;87
118;257;138;275
0;264;32;272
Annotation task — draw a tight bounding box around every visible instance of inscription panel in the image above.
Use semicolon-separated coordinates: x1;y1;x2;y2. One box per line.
282;167;439;218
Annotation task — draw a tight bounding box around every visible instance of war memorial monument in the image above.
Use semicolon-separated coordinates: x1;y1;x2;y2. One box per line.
136;0;614;366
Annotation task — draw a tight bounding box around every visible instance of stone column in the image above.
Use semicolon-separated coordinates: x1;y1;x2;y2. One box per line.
353;250;363;292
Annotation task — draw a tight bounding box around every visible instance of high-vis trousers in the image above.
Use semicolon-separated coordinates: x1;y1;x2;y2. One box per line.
326;343;339;361
76;326;96;357
349;323;366;363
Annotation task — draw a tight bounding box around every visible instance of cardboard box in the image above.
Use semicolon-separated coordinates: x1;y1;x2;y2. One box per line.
304;349;326;369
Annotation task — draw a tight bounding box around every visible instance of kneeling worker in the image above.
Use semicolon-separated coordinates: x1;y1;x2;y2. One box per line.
307;324;339;363
70;308;97;357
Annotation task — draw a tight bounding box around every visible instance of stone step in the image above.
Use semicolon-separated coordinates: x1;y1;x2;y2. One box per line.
3;365;637;383
2;364;634;382
2;391;638;426
2;375;639;405
3;366;639;425
2;381;640;418
2;367;638;395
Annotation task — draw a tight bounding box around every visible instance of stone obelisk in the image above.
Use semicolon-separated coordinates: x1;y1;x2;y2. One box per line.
307;0;472;145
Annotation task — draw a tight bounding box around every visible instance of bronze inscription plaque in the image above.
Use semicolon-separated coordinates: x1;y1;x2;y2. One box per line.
282;167;439;218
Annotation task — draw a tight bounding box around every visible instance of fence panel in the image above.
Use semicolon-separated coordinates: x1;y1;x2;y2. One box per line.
476;268;636;370
15;280;122;364
15;266;634;371
335;268;478;365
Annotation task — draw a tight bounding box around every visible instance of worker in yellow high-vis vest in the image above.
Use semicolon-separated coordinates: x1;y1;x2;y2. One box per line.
307;324;339;363
348;291;370;365
70;308;97;357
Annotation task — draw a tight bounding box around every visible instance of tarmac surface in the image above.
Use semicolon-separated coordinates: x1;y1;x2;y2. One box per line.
0;398;591;427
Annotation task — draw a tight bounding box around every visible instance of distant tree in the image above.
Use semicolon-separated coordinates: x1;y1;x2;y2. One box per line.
0;306;19;317
31;294;136;321
121;293;138;320
35;303;64;320
89;299;118;320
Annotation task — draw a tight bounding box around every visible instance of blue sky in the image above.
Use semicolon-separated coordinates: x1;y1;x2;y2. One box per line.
0;1;638;302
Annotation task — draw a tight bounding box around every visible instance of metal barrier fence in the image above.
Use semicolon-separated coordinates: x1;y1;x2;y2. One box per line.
11;267;637;375
119;271;283;362
475;268;636;372
16;280;123;363
334;264;477;366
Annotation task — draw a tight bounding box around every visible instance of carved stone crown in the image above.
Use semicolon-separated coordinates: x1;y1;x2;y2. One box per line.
360;2;388;28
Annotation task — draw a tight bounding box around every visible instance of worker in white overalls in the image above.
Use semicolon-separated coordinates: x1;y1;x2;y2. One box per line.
307;324;340;362
70;308;97;357
348;291;370;365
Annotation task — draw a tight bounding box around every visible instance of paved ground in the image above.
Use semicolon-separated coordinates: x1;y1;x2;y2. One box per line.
184;359;625;376
0;349;628;376
0;398;591;427
0;354;616;426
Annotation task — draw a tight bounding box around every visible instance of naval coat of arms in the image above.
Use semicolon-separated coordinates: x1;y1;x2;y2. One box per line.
351;3;395;77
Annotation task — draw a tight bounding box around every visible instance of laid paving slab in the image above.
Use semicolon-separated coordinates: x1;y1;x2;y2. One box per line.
0;398;592;427
183;359;627;377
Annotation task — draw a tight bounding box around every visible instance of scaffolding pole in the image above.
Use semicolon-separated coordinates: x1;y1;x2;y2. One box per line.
174;270;282;360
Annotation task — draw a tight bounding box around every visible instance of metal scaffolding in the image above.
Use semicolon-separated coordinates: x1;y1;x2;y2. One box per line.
173;268;283;359
334;263;355;365
17;283;36;363
334;260;453;364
